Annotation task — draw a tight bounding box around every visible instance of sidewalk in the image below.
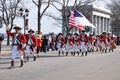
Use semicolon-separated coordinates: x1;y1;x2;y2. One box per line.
1;45;120;55
1;45;11;55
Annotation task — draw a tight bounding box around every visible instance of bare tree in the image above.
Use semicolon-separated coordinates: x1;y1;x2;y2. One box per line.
47;0;96;35
0;0;21;45
107;0;120;35
32;0;51;34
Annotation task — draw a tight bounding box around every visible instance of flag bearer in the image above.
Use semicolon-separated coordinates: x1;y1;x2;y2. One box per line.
73;33;79;56
78;30;89;56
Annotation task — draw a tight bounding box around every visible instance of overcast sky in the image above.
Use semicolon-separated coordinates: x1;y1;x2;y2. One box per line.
0;0;111;34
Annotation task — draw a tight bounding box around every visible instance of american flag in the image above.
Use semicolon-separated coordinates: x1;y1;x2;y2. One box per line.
68;10;75;27
68;9;95;30
74;9;95;29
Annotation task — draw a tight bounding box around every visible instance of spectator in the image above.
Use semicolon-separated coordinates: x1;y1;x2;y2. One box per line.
0;34;4;58
42;35;48;53
36;35;42;56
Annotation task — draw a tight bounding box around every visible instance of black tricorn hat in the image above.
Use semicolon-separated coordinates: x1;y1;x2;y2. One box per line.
13;25;21;30
81;30;85;32
74;33;78;36
28;29;34;33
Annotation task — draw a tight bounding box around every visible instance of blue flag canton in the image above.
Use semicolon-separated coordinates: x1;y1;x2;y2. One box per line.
74;9;83;17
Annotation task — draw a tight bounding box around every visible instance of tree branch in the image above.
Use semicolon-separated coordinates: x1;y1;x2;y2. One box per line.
40;0;51;18
32;0;38;6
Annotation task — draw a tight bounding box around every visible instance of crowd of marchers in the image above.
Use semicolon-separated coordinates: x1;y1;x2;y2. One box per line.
0;25;119;69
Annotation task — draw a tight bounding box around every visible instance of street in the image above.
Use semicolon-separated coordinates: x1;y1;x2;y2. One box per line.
0;47;120;80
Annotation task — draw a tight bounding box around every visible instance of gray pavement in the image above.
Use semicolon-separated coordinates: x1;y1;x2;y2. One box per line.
0;46;120;80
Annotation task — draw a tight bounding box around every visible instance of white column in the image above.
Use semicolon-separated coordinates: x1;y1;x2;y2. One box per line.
104;18;106;32
94;15;97;34
97;16;99;34
106;18;108;32
99;16;101;34
102;17;104;32
107;19;110;32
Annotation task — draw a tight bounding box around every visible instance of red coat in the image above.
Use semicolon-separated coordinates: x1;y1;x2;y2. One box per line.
100;35;108;44
78;34;89;44
73;37;79;45
25;34;37;47
7;31;26;52
7;31;26;45
107;36;115;43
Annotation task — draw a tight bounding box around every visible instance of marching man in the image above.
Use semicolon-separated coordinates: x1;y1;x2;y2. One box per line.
25;29;37;61
100;32;108;53
107;32;115;52
56;33;65;56
78;30;89;56
73;33;79;56
6;25;26;69
88;34;95;52
65;34;71;56
95;35;102;52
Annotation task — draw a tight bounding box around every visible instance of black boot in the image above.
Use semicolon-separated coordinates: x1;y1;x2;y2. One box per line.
33;56;36;61
109;49;110;52
62;51;64;55
77;51;79;55
81;53;84;56
9;61;14;69
58;51;60;55
85;52;87;56
112;49;113;52
20;60;23;67
96;48;98;52
66;52;68;56
27;56;29;61
73;52;75;56
105;49;107;53
71;52;73;56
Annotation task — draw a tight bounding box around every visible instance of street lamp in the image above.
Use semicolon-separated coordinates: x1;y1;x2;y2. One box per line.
19;8;29;34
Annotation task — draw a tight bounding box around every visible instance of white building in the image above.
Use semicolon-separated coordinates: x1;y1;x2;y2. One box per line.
89;5;112;35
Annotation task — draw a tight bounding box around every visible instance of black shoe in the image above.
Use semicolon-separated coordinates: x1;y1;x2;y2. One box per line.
73;52;75;56
9;61;14;69
105;49;107;53
9;66;14;69
66;52;68;56
77;52;79;55
81;53;84;56
71;52;73;56
85;52;87;56
112;49;113;52
33;56;36;61
27;56;29;61
20;60;23;67
58;51;60;55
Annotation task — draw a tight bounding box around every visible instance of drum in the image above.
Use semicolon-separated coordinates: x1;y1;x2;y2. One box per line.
98;45;102;50
110;42;117;49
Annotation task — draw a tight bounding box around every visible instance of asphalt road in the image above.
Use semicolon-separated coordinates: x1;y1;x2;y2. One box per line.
0;47;120;80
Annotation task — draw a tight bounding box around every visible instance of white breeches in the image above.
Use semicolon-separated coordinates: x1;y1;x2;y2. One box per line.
101;42;107;49
26;45;36;56
73;44;79;52
88;43;93;50
57;42;62;51
11;45;23;61
65;43;70;52
81;42;87;53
